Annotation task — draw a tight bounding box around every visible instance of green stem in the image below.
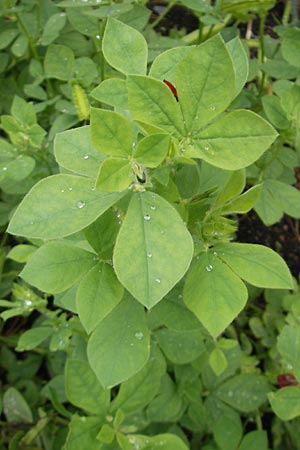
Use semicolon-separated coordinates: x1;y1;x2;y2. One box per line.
15;13;40;61
258;14;266;96
282;0;292;26
291;0;299;25
150;2;174;29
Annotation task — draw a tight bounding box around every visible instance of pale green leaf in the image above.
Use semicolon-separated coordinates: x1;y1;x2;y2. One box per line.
268;387;300;420
113;191;194;308
209;348;228;376
8;174;124;239
135;134;170;168
102;17;147;75
213;415;243;450
44;44;75;80
16;326;52;351
149;46;192;80
277;325;300;378
96;157;132;192
143;434;189;450
215;243;293;289
226;37;249;96
239;431;268;450
183;252;247;337
65;415;103;450
90;79;128;109
3;388;33;424
87;295;150;388
20;241;96;294
156;327;204;364
221;185;261;214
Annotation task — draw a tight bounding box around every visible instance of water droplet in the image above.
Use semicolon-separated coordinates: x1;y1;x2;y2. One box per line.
150;205;156;210
91;187;95;191
60;12;65;16
206;264;213;272
213;251;217;256
95;34;101;39
61;189;65;193
147;252;152;258
135;332;144;340
77;200;85;209
83;154;89;160
195;115;199;119
2;167;7;171
130;342;134;347
204;145;209;151
106;415;113;422
62;108;67;113
24;300;32;307
30;221;34;225
228;390;233;397
155;278;161;283
68;187;73;191
178;294;183;299
144;214;151;221
210;105;216;111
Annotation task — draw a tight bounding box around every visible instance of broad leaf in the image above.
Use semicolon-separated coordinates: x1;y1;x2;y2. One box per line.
156;327;204;364
213;415;243;450
226;37;249;96
174;34;236;134
90;108;133;157
90;78;128;109
215;243;293;289
8;174;123;239
54;126;106;178
44;44;74;80
76;262;124;334
149;46;192;80
183;251;247;337
16;326;53;351
143;434;189;450
20;241;95;294
65;359;109;415
239;431;268;450
113;191;194;308
187;110;278;170
65;415;103;450
127;75;185;137
96;157;132;192
135;134;170;168
102;17;147;75
268;387;300;420
87;295;150;388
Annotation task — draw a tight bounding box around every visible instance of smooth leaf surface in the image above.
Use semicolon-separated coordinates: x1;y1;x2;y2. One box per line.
90;108;133;157
143;434;189;450
102;17;147;75
54;126;106;178
226;37;249;96
65;415;103;450
147;374;183;422
156;327;204;364
268;387;300;420
135;134;170;168
16;326;52;351
20;241;95;294
213;415;243;450
44;44;74;80
76;262;124;334
87;295;150;388
239;431;268;450
215;243;293;289
188;110;278;170
183;252;247;337
149;46;192;80
8;174;123;239
113;191;194;308
277;325;300;378
90;78;128;109
65;359;109;415
174;34;236;134
3;388;33;424
96;157;132;192
127;75;185;137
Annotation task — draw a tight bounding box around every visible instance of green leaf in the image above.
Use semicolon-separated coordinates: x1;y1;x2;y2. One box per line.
135;134;170;168
16;326;52;351
226;37;249;96
0;155;35;183
277;325;300;378
90;108;133;157
0;29;19;50
262;95;290;129
111;345;166;414
113;191;194;308
215;243;293;289
282;28;300;67
96;158;132;192
215;169;245;206
44;44;75;80
65;415;103;450
54;126;106;178
156;328;204;364
87;295;150;388
11;34;28;57
147;374;183;422
188;110;278;170
127;75;185;137
183;252;247;337
76;262;124;334
90;79;128;109
11;96;36;126
215;374;269;412
213;415;243;450
3;387;33;424
84;208;121;258
102;17;147;75
143;434;189;450
149;46;192;80
40;12;67;46
268;387;300;420
7;244;37;263
20;241;96;294
65;359;109;415
221;185;262;214
209;348;228;376
8;174;124;239
239;431;268;450
174;34;236;134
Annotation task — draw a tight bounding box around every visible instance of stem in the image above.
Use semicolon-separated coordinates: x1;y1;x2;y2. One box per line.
291;0;299;25
150;2;174;29
15;13;40;61
258;14;266;96
282;0;292;26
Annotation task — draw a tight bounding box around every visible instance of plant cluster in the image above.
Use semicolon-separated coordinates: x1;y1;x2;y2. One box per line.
1;0;300;449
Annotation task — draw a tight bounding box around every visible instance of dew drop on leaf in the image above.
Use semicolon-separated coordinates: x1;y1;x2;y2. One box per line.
210;105;216;111
77;200;86;209
204;145;209;151
61;189;65;193
206;264;213;272
144;214;151;221
134;332;144;340
83;154;89;160
150;205;156;210
155;278;161;283
95;34;101;39
147;252;152;258
68;187;73;191
2;167;7;171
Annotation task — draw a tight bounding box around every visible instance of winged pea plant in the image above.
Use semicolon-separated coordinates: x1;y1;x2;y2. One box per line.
7;18;294;449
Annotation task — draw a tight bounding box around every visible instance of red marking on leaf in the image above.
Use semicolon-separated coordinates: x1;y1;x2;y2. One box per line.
277;373;299;388
163;79;178;101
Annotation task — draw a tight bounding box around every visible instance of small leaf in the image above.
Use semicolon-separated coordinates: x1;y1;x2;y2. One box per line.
277;325;300;378
65;415;103;450
8;174;124;239
268;386;300;420
143;434;189;450
226;37;249;96
209;348;228;376
87;295;150;388
20;241;95;294
7;244;37;263
213;415;243;450
16;327;52;351
44;44;75;80
147;374;183;422
183;252;247;337
3;387;33;424
90;78;128;109
239;431;268;450
76;262;124;334
40;13;66;46
113;191;194;308
156;327;204;364
135;134;170;168
221;185;262;214
65;359;109;415
215;243;293;289
96;157;132;192
102;17;147;75
90;108;133;157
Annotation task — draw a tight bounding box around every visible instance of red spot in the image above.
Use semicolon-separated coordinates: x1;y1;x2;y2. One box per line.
277;373;299;388
163;79;178;101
